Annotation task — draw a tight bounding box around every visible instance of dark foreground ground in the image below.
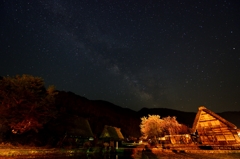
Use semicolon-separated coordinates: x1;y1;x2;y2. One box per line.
135;148;240;159
1;153;240;159
1;148;240;159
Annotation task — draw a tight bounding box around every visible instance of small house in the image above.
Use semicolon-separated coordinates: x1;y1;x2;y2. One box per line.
99;125;124;149
53;114;94;148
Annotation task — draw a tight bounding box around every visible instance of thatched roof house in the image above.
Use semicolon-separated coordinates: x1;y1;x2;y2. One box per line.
50;114;94;147
100;125;124;141
192;106;240;145
65;116;94;138
52;114;94;138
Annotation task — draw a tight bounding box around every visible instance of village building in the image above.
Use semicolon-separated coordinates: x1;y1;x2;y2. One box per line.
161;134;192;145
53;115;94;148
192;106;240;145
99;125;124;149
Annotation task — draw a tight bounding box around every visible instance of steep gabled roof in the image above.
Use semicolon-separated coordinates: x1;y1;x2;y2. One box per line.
66;116;94;137
192;106;237;132
100;125;124;140
50;114;94;138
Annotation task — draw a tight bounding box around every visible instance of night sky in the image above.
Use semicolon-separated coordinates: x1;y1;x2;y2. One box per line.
1;0;240;112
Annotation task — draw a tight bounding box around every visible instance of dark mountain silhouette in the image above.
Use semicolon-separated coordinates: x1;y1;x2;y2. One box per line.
54;91;141;138
54;91;240;138
218;111;240;128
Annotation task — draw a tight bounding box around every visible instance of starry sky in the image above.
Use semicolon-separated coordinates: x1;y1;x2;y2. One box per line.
1;0;240;112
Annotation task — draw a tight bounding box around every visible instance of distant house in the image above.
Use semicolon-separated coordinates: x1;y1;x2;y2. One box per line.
53;114;94;148
99;125;124;149
192;106;240;145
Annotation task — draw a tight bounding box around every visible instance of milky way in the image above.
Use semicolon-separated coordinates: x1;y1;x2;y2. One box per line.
1;0;240;112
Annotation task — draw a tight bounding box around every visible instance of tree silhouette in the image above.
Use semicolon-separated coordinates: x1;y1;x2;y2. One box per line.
0;74;57;134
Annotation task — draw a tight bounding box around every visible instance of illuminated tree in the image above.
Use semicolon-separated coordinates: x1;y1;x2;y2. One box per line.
161;116;182;135
140;115;163;142
0;74;57;134
140;115;189;144
178;124;190;134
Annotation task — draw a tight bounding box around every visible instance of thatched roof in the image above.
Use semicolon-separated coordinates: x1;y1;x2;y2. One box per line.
99;125;124;140
66;116;94;138
50;114;94;138
192;106;237;132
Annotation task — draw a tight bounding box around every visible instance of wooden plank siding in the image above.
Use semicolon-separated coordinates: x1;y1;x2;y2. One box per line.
192;106;240;145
